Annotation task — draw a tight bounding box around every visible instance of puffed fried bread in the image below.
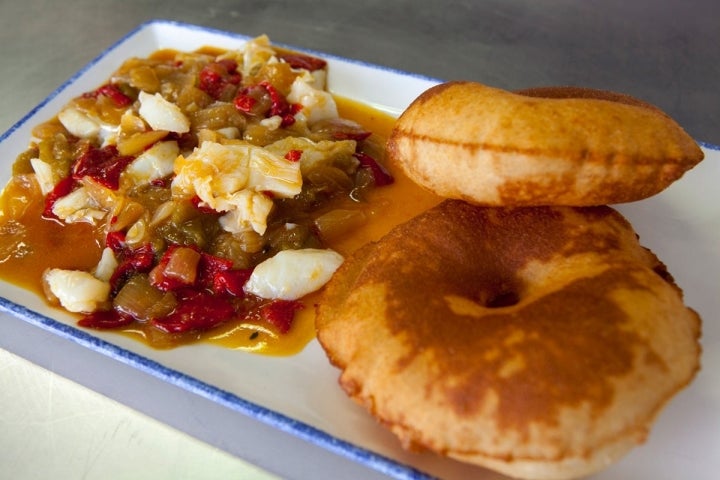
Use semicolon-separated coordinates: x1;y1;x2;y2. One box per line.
387;81;704;206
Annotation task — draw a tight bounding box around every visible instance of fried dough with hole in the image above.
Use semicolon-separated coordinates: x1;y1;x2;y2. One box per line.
316;200;700;480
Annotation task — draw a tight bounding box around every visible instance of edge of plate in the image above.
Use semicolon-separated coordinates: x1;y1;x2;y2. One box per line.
0;18;439;480
698;141;719;151
0;295;433;480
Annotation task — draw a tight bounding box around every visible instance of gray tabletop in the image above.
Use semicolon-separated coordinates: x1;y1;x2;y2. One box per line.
1;0;718;145
0;1;718;479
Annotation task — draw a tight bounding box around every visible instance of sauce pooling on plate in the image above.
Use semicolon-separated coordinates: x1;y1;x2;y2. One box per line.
0;36;439;354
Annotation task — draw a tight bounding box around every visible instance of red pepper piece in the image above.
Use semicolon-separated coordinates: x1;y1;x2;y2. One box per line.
280;104;302;127
284;150;303;162
260;81;289;117
234;93;257;113
332;130;372;141
195;252;251;296
190;195;219;215
234;82;299;126
42;176;76;219
278;53;327;71
217;60;242;91
267;84;300;126
353;152;394;186
198;60;242;100
216;59;240;77
311;118;371;141
72;145;135;190
197;252;232;282
110;243;156;294
78;309;134;329
148;245;198;292
105;230;127;253
212;269;252;297
95;84;133;107
234;84;269;116
151;291;235;333
259;81;301;126
199;67;222;95
260;299;304;334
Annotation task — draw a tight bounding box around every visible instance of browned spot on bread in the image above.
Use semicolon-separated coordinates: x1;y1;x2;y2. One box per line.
390;267;660;425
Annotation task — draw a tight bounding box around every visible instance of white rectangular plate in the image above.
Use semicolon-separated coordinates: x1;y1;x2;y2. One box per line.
1;20;718;480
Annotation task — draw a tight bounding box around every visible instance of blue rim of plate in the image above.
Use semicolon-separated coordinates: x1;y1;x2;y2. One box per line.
0;296;434;480
0;19;717;480
698;140;719;151
0;19;441;480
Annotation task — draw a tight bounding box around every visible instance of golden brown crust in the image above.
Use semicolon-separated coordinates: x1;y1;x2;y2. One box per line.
316;200;701;480
514;85;668;115
387;81;704;206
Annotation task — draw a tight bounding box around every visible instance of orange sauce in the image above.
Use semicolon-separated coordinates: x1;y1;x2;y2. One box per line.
0;178;103;289
0;95;440;356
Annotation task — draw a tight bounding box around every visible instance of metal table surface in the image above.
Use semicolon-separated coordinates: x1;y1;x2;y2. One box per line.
1;1;718;479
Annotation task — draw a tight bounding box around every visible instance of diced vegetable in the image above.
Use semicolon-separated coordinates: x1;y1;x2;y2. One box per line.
72;145;135;190
198;60;242;100
149;245;202;290
109;243;156;293
151;290;235;333
354;152;394;186
260;299;304;333
314;209;367;241
91;84;134;107
117;130;169;156
113;274;172;321
277;53;327;72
